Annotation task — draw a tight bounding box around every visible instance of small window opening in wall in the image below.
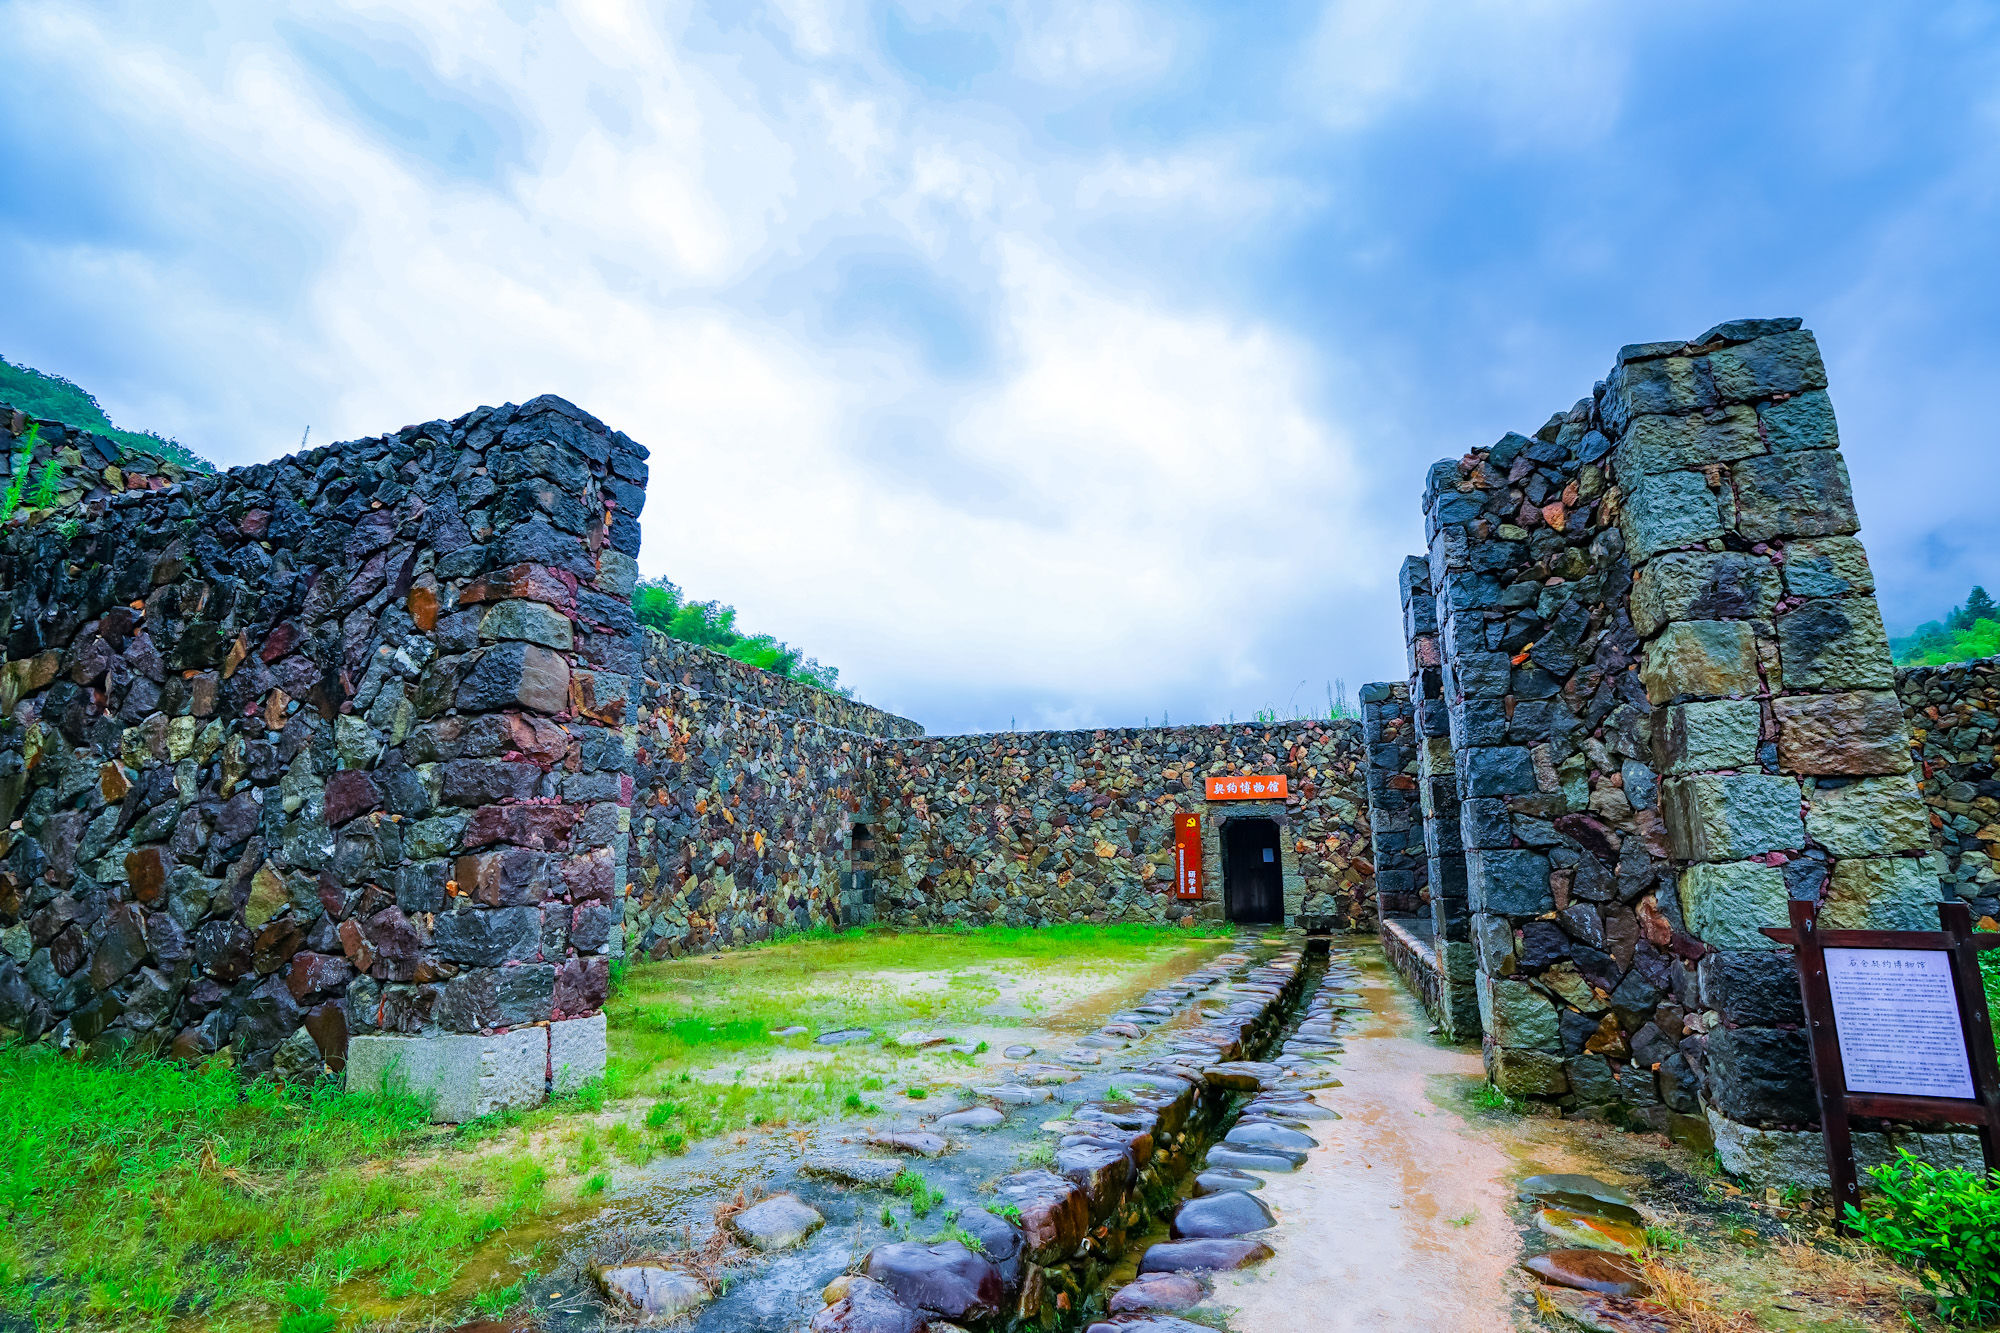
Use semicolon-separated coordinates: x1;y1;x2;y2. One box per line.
1223;817;1283;924
849;823;876;899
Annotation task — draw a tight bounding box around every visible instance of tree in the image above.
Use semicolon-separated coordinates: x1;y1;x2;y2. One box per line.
1965;586;1997;626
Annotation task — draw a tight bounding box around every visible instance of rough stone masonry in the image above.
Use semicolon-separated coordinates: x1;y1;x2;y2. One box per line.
0;395;1375;1121
1364;317;1989;1182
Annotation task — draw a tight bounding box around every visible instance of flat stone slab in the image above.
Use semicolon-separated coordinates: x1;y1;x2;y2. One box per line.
1203;1146;1300;1174
936;1107;1005;1131
731;1193;824;1251
895;1030;957;1049
596;1265;709;1318
975;1084;1051;1105
1059;1049;1104;1066
863;1240;1006;1324
816;1028;873;1046
1016;1064;1082;1084
1109;1271;1205;1313
1001;1043;1036;1059
1535;1208;1646;1256
1193;1168;1264;1196
811;1275;926;1333
1245;1098;1340;1122
1203;1062;1283;1091
1532;1288;1674;1333
1281;1071;1344;1090
771;1025;808;1038
1225;1121;1317;1154
1520;1173;1635;1208
802;1155;906;1188
869;1131;951;1158
1138;1238;1275;1274
1171;1190;1275;1238
1524;1249;1653;1298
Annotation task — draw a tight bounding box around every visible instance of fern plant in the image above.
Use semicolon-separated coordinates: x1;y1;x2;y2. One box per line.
29;456;60;510
0;423;38;523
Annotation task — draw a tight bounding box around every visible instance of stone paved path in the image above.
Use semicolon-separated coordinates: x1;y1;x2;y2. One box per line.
1213;944;1519;1331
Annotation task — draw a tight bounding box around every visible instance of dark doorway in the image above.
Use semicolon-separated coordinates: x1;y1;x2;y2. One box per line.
1223;817;1284;924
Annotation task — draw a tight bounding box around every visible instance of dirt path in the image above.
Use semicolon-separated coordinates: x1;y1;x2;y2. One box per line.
1215;947;1522;1331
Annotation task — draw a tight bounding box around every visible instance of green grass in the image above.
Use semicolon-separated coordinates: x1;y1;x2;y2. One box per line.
1982;951;1999;1061
0;922;1224;1330
1468;1081;1526;1114
0;1045;568;1331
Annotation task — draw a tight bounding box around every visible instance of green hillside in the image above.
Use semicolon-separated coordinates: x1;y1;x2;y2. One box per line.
1893;585;2000;667
0;354;211;472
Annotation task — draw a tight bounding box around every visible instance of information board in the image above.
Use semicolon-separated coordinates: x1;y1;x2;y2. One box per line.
1173;813;1202;900
1825;947;1977;1100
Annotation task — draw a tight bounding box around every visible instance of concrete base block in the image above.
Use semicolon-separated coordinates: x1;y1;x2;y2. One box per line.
1706;1108;1985;1186
347;1026;549;1123
550;1012;607;1093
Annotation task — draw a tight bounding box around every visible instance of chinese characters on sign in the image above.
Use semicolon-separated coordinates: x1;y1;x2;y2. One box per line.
1203;775;1289;801
1174;814;1202;900
1824;947;1977;1099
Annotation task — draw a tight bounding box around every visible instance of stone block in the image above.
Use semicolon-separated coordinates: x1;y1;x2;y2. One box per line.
1803;777;1932;856
1708;1110;1987;1187
1680;861;1788;951
1756;389;1839;452
1733;451;1858;542
1630;551;1781;639
1623;470;1726;561
1641;621;1759;705
432;904;543;966
1485;1043;1568;1096
1822;857;1943;931
479;599;575;651
1483;975;1560;1052
1655;698;1761;775
1460;746;1537;798
1698;950;1805;1027
1466;849;1553;916
1775;598;1892;692
1614;407;1763;478
1662;774;1804;861
1704;1026;1815;1124
1609;354;1714;422
551;1011;607;1092
456;641;572;715
1780;536;1872;599
1707;330;1828;405
1772;691;1911;776
345;1026;548;1122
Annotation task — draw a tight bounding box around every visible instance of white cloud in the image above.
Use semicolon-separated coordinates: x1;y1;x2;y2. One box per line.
1299;0;1628;148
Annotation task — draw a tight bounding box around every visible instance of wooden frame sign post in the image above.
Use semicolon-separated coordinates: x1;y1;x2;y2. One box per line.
1760;899;2000;1228
1173;813;1202;901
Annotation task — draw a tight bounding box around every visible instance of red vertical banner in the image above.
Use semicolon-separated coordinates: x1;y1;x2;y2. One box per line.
1174;812;1202;900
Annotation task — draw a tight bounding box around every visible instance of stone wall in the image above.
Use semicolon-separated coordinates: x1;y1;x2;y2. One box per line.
1366;318;1961;1180
1898;655;2000;920
625;633;920;959
0;395;644;1113
864;722;1373;931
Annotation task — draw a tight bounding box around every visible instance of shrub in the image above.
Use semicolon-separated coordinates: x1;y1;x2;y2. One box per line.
1845;1148;2000;1326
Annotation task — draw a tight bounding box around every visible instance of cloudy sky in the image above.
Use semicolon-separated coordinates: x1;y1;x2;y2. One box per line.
2;2;1995;734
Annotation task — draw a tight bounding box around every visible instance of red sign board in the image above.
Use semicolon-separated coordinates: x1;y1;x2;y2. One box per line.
1174;813;1202;900
1205;775;1288;801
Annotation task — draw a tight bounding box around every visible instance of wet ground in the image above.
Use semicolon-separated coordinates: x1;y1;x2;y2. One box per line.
436;936;1946;1333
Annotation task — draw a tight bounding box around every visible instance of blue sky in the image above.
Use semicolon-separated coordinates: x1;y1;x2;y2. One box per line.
1;1;1995;734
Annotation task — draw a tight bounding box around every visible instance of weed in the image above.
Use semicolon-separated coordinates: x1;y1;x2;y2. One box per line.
30;456;60;509
893;1171;946;1219
470;1269;536;1316
904;1086;928;1100
1448;1211;1476;1227
1644;1224;1687;1253
1468;1082;1524;1114
1019;1142;1057;1167
1104;1085;1130;1103
987;1203;1022;1223
1846;1148;2000;1326
582;1173;610;1196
